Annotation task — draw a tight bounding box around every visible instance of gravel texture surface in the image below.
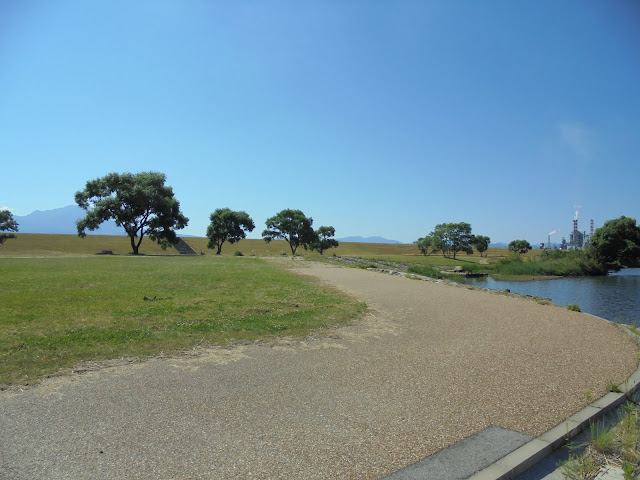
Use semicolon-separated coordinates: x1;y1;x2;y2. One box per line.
1;261;637;479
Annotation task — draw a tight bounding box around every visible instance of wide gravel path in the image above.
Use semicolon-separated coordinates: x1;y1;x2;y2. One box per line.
1;261;637;479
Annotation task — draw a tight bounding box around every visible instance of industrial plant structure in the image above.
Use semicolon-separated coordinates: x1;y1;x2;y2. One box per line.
541;209;594;250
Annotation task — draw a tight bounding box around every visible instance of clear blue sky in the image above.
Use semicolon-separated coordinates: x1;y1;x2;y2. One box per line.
1;1;639;244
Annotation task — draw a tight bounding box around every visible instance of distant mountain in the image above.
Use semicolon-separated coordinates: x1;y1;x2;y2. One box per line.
338;236;403;244
14;205;124;235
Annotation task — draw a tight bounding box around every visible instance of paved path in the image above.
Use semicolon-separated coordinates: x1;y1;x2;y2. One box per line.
1;262;637;479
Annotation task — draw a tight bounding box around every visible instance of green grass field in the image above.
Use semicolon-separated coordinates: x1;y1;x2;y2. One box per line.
0;233;586;386
0;255;365;386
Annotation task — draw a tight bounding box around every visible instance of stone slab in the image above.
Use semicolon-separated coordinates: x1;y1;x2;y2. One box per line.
384;426;533;480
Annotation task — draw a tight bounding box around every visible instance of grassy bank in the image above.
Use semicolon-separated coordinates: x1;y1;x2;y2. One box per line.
332;249;606;280
491;249;607;276
561;401;640;478
406;265;467;283
0;256;365;386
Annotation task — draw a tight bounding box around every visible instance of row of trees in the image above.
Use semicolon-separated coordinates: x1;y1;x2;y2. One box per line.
68;171;340;255
415;217;640;270
415;222;538;258
415;222;491;259
73;172;339;256
3;172;640;269
207;207;338;255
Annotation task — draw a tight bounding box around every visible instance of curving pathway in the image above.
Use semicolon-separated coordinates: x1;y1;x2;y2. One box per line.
1;261;637;479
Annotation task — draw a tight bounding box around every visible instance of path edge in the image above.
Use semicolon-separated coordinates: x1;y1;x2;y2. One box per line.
467;323;640;480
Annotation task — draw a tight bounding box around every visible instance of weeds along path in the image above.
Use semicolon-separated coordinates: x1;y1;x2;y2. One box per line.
1;261;637;480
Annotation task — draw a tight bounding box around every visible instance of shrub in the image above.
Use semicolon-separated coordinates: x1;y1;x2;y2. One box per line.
567;304;581;312
234;250;244;256
460;263;491;274
407;265;465;282
493;250;607;277
408;265;443;278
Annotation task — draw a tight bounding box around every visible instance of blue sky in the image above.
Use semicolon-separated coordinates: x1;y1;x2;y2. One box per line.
1;1;639;244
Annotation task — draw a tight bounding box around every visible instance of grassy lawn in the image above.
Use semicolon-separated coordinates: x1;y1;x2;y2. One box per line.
0;256;365;386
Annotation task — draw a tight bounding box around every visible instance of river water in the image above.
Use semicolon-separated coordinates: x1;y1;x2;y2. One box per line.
465;268;640;326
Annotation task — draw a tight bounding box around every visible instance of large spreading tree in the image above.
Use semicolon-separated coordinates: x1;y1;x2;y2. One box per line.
75;171;188;255
508;239;532;255
206;208;255;255
415;235;438;256
0;210;18;245
588;216;640;269
309;226;339;255
431;222;475;259
473;235;491;257
262;209;316;255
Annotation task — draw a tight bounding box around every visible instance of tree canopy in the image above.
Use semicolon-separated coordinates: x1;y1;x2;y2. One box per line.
75;171;188;255
430;222;475;259
508;239;532;255
415;235;438;256
0;210;18;245
473;235;490;257
309;226;339;255
206;208;255;255
588;216;640;269
262;209;316;255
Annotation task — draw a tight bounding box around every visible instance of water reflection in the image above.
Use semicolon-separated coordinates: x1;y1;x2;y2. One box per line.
466;268;640;326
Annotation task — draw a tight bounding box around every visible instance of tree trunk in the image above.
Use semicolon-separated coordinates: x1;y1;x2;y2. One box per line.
130;235;139;255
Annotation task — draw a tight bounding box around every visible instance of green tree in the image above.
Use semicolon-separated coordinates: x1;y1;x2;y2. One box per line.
262;209;316;255
309;226;339;255
474;235;490;257
0;210;18;245
588;216;640;269
206;208;255;255
415;235;438;256
508;239;532;255
431;222;475;259
75;171;188;255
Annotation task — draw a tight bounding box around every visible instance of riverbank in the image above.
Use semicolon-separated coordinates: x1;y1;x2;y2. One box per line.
466;268;640;326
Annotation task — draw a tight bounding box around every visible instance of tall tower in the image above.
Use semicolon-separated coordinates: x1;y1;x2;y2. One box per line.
569;208;584;248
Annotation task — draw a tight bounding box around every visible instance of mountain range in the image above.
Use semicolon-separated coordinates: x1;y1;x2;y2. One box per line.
12;206;404;244
13;205;123;235
337;236;403;244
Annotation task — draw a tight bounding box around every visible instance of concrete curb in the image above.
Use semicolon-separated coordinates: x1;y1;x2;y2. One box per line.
467;325;640;480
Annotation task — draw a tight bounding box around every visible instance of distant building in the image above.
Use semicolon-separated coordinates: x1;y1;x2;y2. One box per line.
569;230;584;249
561;237;567;250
